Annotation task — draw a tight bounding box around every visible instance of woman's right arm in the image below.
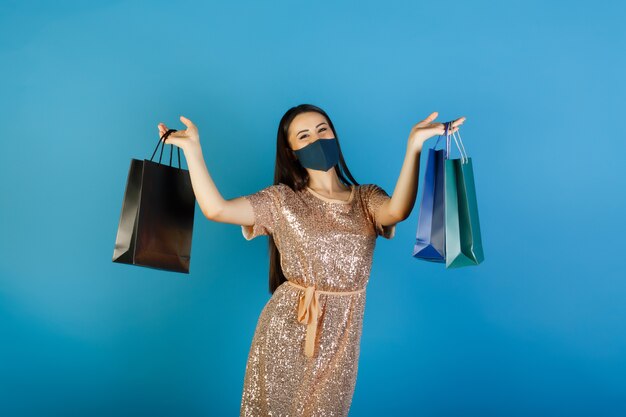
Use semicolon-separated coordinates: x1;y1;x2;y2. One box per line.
158;116;255;228
184;142;255;227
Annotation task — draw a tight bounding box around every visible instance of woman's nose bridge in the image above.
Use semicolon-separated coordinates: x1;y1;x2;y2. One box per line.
311;133;328;143
304;128;333;145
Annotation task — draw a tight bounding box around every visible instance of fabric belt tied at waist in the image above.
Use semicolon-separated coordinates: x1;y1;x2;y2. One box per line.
287;280;366;358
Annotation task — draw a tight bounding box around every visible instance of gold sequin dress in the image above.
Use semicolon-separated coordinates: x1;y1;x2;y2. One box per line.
240;183;396;416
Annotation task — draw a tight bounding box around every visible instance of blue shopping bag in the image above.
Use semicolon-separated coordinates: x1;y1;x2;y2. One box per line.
412;124;450;262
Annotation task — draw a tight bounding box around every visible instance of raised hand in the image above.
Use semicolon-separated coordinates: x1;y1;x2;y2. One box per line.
157;115;201;152
408;111;466;153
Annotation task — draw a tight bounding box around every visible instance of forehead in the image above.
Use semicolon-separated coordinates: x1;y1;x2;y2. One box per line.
289;112;328;135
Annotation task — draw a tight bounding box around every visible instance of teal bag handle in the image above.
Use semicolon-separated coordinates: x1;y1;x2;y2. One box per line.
445;123;469;163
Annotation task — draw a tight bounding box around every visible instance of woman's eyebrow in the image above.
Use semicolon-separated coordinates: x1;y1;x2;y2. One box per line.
297;122;328;136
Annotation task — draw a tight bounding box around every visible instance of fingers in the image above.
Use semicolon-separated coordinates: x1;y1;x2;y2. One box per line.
450;116;466;129
441;117;466;133
442;123;458;134
167;130;186;139
157;125;182;148
157;130;183;146
157;122;184;140
414;111;439;128
412;114;466;138
437;121;459;135
180;115;195;129
158;122;168;137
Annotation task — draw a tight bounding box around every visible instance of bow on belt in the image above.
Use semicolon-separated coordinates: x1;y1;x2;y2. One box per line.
287;280;366;358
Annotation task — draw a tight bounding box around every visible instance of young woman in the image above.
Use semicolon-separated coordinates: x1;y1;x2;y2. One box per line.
157;104;465;416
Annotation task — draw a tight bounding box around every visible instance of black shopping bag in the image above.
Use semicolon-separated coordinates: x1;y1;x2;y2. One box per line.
112;129;196;273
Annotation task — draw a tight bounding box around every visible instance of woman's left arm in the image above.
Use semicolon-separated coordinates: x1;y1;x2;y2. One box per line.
376;111;467;225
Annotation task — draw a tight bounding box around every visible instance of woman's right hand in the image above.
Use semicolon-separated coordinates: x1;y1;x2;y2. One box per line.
157;115;201;152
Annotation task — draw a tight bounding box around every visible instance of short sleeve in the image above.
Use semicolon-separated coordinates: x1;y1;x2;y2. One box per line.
362;184;396;239
241;184;282;241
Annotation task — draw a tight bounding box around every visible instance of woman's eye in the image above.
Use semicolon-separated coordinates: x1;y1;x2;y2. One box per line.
299;128;327;140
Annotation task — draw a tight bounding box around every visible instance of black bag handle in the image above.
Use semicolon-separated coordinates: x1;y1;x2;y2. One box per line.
150;128;181;170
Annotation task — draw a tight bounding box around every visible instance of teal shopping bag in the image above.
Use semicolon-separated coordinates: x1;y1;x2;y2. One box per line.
444;128;484;268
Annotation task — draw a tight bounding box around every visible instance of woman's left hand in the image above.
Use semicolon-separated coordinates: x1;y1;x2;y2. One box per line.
408;112;466;153
157;115;201;152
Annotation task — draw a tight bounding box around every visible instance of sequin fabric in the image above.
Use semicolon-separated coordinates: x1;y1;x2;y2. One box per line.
240;183;396;416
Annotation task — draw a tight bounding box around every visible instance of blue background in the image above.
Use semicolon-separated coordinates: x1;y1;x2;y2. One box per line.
1;0;625;416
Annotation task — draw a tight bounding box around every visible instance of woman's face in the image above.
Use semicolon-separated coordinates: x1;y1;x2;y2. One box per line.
287;112;335;152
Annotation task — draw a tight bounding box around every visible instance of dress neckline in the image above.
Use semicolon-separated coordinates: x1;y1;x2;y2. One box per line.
305;184;356;204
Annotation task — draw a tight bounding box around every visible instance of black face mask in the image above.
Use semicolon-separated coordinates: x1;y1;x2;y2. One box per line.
294;137;340;171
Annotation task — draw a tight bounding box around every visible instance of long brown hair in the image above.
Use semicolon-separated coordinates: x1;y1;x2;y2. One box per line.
266;104;360;294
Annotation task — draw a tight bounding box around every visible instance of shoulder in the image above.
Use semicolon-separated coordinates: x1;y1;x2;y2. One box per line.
251;182;291;195
275;182;292;192
266;182;294;198
248;182;294;203
359;183;390;198
359;184;391;214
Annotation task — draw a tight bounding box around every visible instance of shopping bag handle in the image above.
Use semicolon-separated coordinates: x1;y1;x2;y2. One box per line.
452;129;468;163
446;128;468;163
441;122;469;164
433;121;452;150
431;122;469;163
150;128;182;170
